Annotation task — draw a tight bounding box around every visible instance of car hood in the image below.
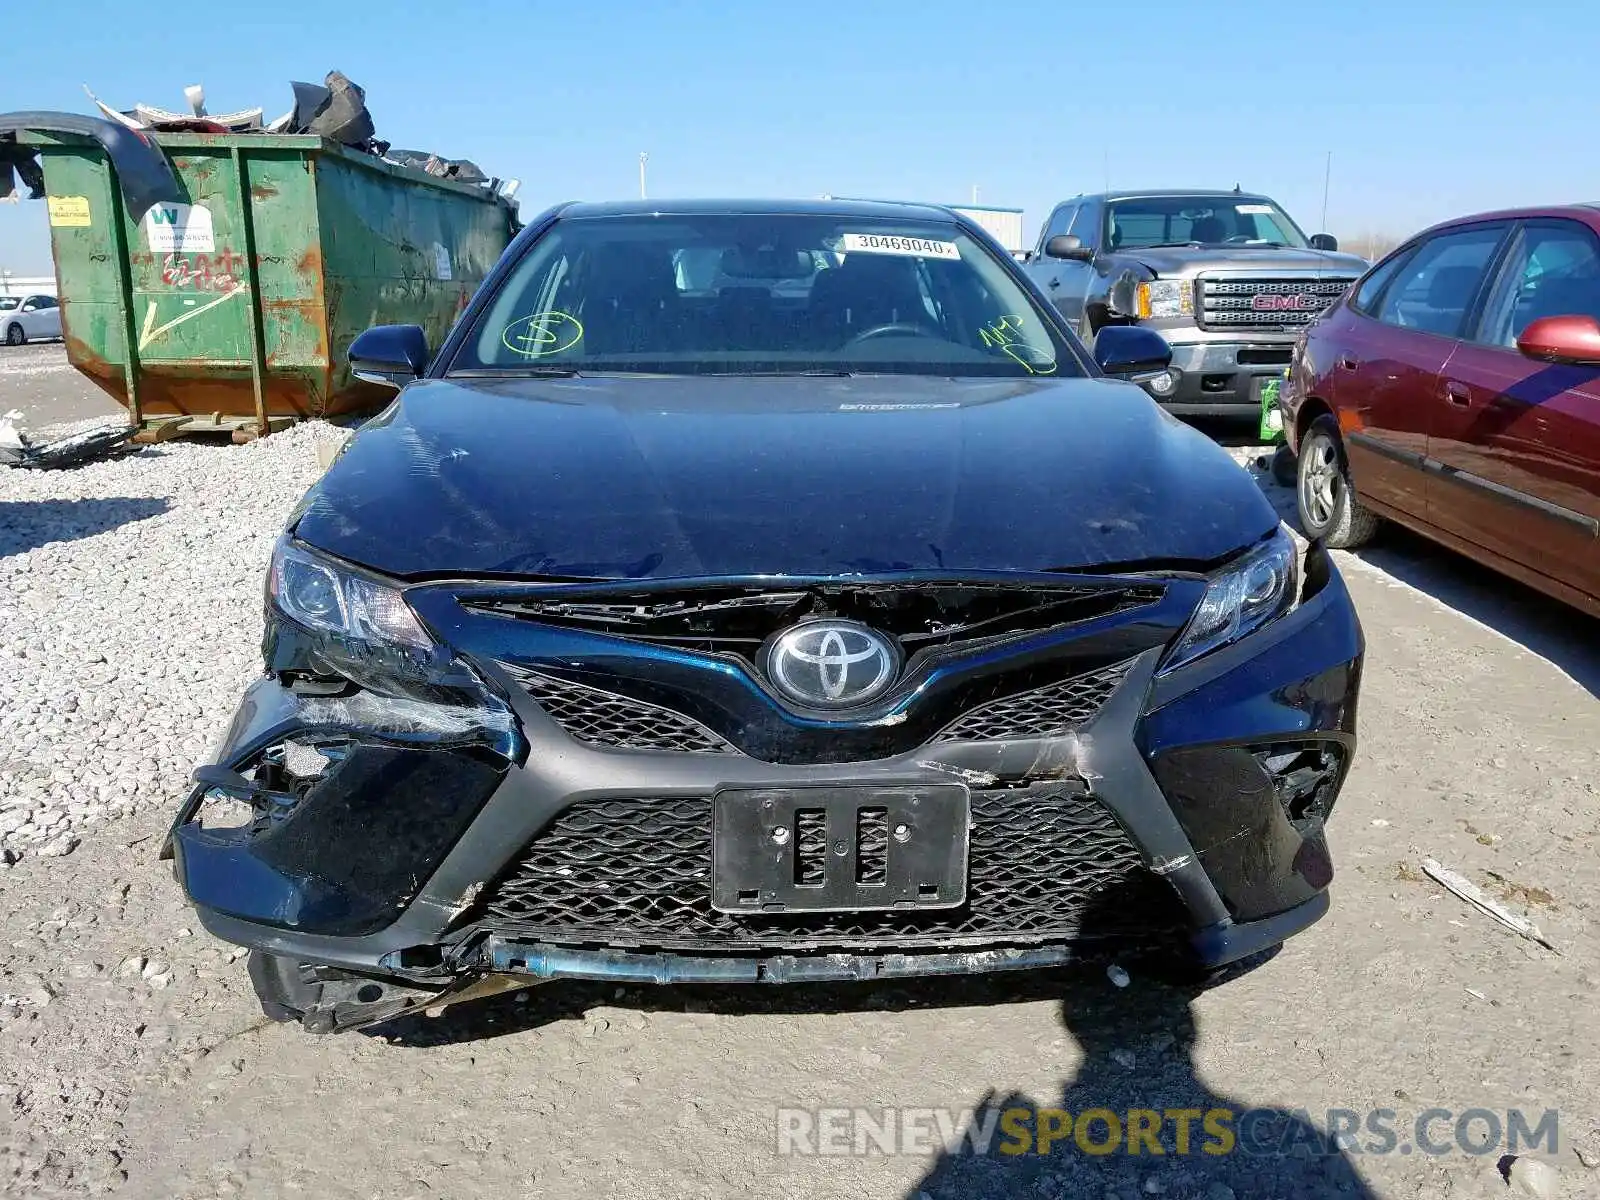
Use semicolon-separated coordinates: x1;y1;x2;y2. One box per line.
1126;245;1370;277
292;375;1280;581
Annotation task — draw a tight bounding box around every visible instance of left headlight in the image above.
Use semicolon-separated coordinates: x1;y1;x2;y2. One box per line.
1136;279;1192;320
1161;527;1299;672
269;538;433;651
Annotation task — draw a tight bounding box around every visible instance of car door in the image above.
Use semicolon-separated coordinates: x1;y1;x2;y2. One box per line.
1046;201;1103;332
1338;222;1511;519
1429;218;1600;600
35;296;62;339
1027;204;1077;311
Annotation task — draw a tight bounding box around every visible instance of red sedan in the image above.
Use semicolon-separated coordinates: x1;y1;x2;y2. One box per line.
1283;206;1600;618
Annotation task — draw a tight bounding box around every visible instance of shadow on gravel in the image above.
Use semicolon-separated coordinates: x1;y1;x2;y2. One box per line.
0;497;169;557
905;970;1379;1200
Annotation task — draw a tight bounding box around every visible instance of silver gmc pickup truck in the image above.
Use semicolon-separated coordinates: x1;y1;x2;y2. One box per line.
1022;189;1369;416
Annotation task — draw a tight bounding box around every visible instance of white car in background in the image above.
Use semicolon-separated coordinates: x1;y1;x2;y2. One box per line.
1;294;63;345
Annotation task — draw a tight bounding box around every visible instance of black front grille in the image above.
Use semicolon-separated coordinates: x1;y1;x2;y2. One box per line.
476;789;1185;951
507;668;736;754
470;580;1163;670
932;661;1129;742
1198;275;1355;331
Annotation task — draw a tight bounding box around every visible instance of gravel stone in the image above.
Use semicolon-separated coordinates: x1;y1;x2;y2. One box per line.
0;418;347;855
1509;1156;1560;1197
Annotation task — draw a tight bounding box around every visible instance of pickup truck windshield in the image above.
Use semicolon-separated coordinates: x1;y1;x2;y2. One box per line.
1106;197;1309;250
452;213;1077;378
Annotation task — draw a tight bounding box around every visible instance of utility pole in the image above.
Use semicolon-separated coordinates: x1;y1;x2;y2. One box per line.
1320;150;1332;234
639;152;649;201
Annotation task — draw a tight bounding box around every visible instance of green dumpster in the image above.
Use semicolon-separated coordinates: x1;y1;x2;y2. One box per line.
20;130;519;441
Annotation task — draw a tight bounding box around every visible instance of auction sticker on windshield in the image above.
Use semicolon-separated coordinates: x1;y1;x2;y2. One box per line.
841;233;960;260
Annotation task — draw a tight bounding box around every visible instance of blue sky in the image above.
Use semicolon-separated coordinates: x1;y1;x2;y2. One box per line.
3;0;1596;273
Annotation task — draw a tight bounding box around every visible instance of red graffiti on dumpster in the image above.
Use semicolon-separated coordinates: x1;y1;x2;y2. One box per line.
161;251;243;291
130;250;245;292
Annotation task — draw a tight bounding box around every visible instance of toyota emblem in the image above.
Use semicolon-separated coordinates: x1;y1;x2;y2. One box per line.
762;620;901;709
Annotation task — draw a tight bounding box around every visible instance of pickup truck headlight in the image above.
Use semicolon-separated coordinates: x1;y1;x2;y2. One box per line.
1161;527;1298;672
1136;280;1192;320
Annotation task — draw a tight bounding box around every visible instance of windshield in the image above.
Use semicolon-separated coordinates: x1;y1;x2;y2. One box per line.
0;298;18;311
1106;197;1309;250
451;213;1077;378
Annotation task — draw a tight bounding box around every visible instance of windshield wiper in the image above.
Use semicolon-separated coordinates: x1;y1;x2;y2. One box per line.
702;369;858;377
445;366;583;379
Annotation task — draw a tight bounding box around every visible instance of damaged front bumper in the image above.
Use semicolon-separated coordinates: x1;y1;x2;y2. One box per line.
167;544;1363;1031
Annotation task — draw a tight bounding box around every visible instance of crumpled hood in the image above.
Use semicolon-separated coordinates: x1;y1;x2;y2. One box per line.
1127;245;1370;277
292;374;1279;581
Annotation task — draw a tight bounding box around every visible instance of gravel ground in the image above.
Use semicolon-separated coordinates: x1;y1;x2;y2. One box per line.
2;369;1599;1200
0;344;121;429
0;416;347;861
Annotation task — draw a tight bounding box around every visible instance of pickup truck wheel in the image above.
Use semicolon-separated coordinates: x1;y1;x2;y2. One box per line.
4;323;24;346
1297;416;1378;548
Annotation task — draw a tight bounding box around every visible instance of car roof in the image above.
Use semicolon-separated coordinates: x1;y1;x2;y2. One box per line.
1066;190;1276;204
1395;204;1600;244
554;197;963;222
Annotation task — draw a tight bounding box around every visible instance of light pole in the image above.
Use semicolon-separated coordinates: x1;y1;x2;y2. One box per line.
639;152;648;201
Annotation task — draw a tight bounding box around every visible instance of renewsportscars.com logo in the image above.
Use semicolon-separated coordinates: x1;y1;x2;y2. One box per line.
775;1106;1560;1159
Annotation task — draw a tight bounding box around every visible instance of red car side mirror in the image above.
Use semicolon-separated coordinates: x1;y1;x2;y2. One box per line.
1516;314;1600;366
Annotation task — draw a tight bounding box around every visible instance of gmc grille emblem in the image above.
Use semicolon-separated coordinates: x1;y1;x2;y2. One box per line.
1251;293;1324;312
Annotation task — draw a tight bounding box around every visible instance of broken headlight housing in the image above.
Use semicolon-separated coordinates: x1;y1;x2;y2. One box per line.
265;536;486;701
270;538;432;651
1162;526;1298;672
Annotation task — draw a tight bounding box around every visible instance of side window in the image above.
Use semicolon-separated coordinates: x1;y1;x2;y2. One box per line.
39;296;58;309
1041;205;1076;247
1373;226;1507;337
1476;222;1600;348
1067;204;1099;248
1349;250;1412;315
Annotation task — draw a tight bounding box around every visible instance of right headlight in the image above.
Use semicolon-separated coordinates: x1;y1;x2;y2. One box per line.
1161;527;1299;672
269;538;433;651
1136;279;1192;320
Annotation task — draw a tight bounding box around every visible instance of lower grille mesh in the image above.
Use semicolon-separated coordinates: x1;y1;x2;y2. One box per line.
932;661;1131;742
506;668;736;754
478;788;1183;951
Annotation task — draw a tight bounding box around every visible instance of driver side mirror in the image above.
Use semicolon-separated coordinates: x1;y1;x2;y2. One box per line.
1310;233;1339;252
1516;314;1600;366
1045;234;1095;262
1092;325;1173;383
349;324;430;388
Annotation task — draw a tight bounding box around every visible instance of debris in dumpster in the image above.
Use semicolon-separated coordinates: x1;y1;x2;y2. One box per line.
0;411;139;470
0;139;46;201
0;111;183;221
68;74;509;197
388;149;489;185
1420;857;1560;954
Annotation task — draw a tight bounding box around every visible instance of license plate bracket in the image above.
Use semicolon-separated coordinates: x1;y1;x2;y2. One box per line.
712;784;970;914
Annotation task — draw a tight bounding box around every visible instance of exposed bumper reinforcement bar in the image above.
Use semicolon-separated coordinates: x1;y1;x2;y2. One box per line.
478;891;1326;985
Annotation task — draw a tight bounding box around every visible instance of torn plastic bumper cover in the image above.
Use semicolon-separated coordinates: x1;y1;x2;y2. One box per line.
169;539;1362;1032
166;676;520;937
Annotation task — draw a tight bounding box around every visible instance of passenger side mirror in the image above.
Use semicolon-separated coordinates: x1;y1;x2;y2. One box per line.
1516;314;1600;366
349;324;430;388
1093;325;1173;382
1045;234;1094;262
1310;233;1339;252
